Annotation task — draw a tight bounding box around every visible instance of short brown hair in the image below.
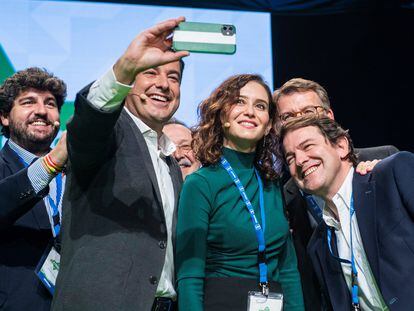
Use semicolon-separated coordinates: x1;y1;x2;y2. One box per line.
278;115;358;166
193;74;279;181
0;67;67;137
273;78;331;116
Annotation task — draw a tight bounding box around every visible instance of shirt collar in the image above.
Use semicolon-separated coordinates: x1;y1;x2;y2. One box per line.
124;107;176;156
8;139;38;165
322;167;354;229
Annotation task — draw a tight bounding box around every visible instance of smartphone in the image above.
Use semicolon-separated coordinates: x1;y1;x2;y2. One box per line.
173;22;236;55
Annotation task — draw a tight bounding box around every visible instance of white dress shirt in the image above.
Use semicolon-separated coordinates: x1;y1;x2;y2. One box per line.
322;167;388;311
87;68;177;299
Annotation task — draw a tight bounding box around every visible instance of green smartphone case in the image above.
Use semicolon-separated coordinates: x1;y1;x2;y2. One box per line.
173;22;236;55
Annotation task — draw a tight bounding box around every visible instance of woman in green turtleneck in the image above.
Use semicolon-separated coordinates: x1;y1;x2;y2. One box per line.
175;74;304;311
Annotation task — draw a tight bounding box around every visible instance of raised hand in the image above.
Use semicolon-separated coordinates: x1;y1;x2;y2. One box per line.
48;131;68;168
114;17;190;85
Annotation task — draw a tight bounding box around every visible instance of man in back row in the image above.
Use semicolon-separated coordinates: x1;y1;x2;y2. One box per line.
163;119;200;180
279;115;414;310
273;78;398;309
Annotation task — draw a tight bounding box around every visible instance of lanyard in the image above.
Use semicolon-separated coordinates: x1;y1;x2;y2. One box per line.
220;157;269;295
326;195;360;310
302;192;323;223
14;151;62;237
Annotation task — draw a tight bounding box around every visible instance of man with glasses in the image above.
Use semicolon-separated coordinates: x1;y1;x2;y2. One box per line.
163;119;200;180
278;115;414;311
273;78;398;310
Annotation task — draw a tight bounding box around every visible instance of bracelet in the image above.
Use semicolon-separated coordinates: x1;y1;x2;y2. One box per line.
43;154;64;174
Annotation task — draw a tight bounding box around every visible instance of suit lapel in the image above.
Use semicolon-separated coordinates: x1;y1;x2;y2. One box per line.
1;142;50;229
121;111;164;208
284;177;300;206
353;172;380;284
166;156;182;250
1;142;24;172
313;223;351;310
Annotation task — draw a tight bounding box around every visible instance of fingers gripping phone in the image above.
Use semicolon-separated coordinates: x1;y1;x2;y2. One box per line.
173;22;236;55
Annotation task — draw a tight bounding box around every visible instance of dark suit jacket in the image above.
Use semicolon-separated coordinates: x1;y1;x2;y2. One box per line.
308;152;414;310
284;145;399;310
52;85;182;311
0;142;52;310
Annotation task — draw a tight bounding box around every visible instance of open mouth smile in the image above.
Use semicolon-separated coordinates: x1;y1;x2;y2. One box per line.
302;164;320;178
238;120;257;128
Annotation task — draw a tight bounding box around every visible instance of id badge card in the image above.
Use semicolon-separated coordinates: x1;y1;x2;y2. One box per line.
35;243;61;295
247;291;283;311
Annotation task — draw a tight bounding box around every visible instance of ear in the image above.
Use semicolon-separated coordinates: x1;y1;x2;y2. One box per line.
326;109;335;120
0;114;9;127
334;135;350;159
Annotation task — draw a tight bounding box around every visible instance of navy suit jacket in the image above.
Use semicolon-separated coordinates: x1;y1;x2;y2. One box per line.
308;152;414;310
284;145;399;310
0;142;52;310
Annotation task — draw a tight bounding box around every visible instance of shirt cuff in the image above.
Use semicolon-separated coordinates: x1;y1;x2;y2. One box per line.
87;67;133;111
27;158;55;194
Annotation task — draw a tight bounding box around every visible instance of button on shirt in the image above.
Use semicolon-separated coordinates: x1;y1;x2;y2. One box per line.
322;167;388;311
87;68;177;299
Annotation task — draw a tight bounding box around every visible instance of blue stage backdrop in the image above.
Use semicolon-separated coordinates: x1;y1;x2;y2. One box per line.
0;0;273;146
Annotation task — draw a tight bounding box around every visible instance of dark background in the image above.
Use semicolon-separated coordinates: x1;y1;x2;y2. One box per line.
74;0;414;152
272;7;414;152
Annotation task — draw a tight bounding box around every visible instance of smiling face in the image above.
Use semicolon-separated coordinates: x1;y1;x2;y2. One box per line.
0;88;60;155
282;125;351;199
223;81;272;153
125;61;181;134
163;123;200;179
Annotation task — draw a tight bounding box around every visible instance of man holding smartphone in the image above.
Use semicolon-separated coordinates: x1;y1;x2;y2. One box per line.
52;18;189;311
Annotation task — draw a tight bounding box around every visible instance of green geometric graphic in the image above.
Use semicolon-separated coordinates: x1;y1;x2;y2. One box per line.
0;44;15;85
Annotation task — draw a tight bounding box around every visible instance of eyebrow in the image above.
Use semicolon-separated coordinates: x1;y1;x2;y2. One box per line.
238;95;269;104
167;69;181;79
284;137;314;158
18;95;56;103
297;138;314;148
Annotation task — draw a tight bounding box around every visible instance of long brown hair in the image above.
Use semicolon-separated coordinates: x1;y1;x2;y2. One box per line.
192;74;279;181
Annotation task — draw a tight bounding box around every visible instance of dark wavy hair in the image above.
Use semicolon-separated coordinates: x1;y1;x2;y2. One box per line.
192;74;279;181
0;67;67;137
278;115;358;166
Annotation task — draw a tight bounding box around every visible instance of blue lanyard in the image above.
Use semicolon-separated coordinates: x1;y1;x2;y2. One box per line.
220;157;269;294
302;192;323;223
326;195;360;310
14;151;62;237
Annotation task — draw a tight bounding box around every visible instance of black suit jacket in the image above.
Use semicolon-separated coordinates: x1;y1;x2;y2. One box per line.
52;85;182;311
284;145;399;310
0;142;52;310
308;152;414;310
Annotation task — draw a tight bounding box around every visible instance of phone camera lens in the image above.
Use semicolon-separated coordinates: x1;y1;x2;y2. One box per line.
223;26;228;30
229;26;233;31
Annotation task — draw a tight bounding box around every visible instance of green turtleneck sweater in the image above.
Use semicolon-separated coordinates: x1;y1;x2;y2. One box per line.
176;148;304;310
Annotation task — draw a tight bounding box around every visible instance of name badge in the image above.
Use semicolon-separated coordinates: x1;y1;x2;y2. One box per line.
35;244;61;295
247;291;283;311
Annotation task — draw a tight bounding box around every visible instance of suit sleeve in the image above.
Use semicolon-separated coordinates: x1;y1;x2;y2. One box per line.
176;173;211;311
67;84;124;174
392;152;414;218
0;164;47;227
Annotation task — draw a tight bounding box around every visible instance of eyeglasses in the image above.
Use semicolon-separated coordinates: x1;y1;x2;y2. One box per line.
279;105;327;123
175;144;192;153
